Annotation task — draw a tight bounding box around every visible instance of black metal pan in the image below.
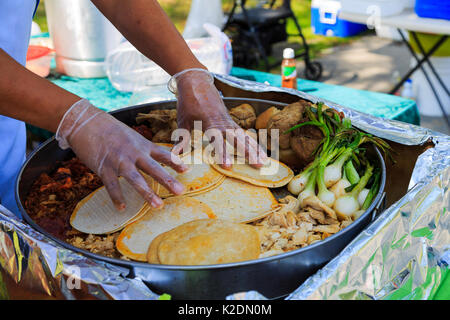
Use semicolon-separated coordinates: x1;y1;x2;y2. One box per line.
16;98;386;299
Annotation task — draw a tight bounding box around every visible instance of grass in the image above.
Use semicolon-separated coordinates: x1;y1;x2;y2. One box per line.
34;0;363;73
34;0;47;33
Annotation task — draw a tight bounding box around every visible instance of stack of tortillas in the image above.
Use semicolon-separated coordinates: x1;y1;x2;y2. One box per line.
203;148;294;188
147;219;261;265
70;149;226;235
70;147;294;265
116;197;216;261
70;177;148;235
146;150;225;198
191;177;279;223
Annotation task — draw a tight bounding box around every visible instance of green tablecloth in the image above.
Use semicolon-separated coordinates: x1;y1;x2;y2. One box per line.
231;67;420;125
47;67;420;125
33;67;419;140
49;75;132;112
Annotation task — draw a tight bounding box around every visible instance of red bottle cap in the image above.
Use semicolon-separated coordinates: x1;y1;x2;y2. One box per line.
26;45;52;61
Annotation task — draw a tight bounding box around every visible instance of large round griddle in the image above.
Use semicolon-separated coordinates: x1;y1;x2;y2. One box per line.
16;98;386;300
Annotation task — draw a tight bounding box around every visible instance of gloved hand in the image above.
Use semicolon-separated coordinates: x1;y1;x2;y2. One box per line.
56;99;187;210
168;68;267;169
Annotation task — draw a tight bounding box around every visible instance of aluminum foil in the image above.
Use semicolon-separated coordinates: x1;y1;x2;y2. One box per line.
0;204;159;300
287;165;449;300
1;73;449;300
217;74;450;300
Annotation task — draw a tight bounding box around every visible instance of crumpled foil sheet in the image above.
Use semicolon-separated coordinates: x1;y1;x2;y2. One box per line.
286;165;449;300
1;73;449;300
218;74;450;300
0;205;159;300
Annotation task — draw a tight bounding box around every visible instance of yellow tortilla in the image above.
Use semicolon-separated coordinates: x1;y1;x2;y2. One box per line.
191;178;279;223
147;219;261;265
204;150;294;188
116;197;216;261
70;177;147;235
155;143;173;149
146;150;225;198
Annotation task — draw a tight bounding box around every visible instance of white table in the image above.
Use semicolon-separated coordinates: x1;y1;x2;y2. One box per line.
340;8;450;128
340;8;450;35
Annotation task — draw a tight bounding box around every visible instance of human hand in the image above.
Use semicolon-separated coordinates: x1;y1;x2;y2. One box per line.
168;68;267;169
55;99;187;209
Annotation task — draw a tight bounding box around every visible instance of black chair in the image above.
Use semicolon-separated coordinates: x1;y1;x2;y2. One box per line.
223;0;323;80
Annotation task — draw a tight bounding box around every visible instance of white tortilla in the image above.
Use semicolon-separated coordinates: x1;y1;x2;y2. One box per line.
70;177;146;235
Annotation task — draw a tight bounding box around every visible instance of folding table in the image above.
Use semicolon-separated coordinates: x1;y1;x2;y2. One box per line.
340;8;450;128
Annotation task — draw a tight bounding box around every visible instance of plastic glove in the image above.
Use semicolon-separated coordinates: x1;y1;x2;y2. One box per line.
56;99;187;209
168;68;267;169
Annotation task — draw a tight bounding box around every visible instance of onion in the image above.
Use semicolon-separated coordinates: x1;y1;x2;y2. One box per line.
298;188;316;207
330;178;351;198
358;188;370;207
323;165;341;188
334;164;373;220
334;195;360;219
288;170;311;195
298;168;317;207
323;149;353;187
317;164;335;207
318;189;335;207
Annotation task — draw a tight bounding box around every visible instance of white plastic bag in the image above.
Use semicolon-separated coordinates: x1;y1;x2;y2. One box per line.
105;25;232;92
203;23;233;75
183;0;224;39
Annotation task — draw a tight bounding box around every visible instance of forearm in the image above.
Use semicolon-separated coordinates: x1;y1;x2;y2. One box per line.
0;49;80;132
92;0;206;75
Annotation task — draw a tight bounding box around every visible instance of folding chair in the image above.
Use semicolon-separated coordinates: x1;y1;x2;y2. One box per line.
223;0;323;80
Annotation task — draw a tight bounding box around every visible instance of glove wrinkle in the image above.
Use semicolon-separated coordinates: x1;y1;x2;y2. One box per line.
170;68;267;168
55;99;186;209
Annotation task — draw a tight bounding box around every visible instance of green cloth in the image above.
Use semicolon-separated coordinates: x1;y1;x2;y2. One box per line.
49;75;132;112
230;67;420;125
27;75;132;140
43;67;420;126
34;66;420;142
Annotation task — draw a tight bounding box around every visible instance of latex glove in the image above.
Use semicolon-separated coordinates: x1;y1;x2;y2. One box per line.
168;68;267;169
56;99;187;209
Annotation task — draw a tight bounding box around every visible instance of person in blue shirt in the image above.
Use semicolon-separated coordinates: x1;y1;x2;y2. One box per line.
0;0;266;216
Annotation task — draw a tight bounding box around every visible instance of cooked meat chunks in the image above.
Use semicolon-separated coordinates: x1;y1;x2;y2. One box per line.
136;109;177;134
290;135;322;167
278;148;304;169
255;106;280;129
267;102;305;149
229;103;257;129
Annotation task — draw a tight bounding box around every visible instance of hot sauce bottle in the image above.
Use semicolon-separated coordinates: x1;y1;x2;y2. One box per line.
281;48;297;90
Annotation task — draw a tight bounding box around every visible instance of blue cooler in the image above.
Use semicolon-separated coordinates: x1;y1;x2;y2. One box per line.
415;0;450;20
311;0;368;37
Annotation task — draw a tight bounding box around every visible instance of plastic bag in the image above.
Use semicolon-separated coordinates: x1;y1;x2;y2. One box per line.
203;23;233;75
182;0;224;39
105;25;232;92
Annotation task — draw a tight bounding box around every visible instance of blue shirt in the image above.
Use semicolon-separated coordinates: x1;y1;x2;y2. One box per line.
0;0;39;216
